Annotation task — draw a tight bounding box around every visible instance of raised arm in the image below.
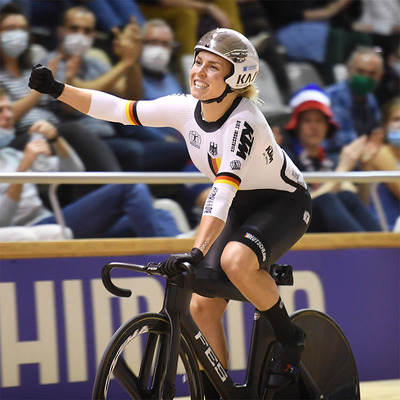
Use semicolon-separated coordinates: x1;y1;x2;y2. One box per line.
29;64;93;113
58;84;92;115
28;64;131;123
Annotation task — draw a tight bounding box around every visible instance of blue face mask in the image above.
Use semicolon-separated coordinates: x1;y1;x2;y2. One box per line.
0;127;16;148
387;130;400;148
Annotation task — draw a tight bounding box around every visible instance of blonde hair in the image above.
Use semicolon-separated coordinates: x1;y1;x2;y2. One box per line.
235;84;261;105
381;97;400;126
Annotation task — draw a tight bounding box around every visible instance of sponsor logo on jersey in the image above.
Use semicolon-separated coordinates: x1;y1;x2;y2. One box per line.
230;160;241;170
189;131;201;148
204;186;218;214
244;232;267;262
236;122;254;160
263;145;274;164
231;120;241;152
208;142;218;157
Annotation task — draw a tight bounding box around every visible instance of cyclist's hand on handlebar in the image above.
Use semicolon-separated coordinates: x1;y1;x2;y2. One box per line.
29;64;65;99
160;247;203;276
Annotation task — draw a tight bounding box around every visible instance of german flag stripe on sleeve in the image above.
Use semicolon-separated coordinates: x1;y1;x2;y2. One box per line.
215;172;241;190
208;155;221;176
125;101;141;125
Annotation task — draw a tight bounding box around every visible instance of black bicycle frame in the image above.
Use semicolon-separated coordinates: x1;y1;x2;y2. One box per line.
159;271;277;399
100;262;322;400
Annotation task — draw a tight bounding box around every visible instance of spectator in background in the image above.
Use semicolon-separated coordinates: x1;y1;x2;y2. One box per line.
107;18;190;172
117;18;208;227
352;0;400;58
0;87;182;239
283;84;381;232
0;0;71;50
375;43;400;107
86;0;145;34
362;97;400;232
236;0;291;103
41;7;190;173
40;5;142;137
261;0;372;85
325;46;384;156
0;2;122;205
136;0;242;71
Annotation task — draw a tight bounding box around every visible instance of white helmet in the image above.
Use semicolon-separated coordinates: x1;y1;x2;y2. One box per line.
194;28;259;90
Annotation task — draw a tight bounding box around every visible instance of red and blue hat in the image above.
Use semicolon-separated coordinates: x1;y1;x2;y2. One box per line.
285;84;339;137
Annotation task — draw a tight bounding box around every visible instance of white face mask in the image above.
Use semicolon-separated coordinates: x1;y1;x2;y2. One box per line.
0;127;16;148
63;33;94;56
140;45;171;73
0;29;29;58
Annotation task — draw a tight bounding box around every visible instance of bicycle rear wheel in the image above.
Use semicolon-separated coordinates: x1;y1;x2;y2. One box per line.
92;313;202;399
287;309;360;399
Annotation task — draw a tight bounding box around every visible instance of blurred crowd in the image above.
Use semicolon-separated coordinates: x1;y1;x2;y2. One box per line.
0;0;399;240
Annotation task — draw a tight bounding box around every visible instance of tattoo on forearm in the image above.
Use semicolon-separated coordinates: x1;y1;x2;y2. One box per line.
199;241;208;253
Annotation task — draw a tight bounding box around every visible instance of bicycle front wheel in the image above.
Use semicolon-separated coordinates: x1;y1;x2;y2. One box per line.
92;313;202;399
291;309;360;399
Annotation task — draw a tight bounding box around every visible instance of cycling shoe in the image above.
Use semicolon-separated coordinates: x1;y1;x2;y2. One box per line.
267;324;306;390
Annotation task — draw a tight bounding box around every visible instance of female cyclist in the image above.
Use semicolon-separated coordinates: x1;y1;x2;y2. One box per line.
29;28;312;397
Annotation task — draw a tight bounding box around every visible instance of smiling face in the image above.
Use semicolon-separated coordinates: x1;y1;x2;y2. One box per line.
190;50;232;101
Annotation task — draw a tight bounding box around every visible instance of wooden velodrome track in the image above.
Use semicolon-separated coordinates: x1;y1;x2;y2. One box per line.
1;232;399;398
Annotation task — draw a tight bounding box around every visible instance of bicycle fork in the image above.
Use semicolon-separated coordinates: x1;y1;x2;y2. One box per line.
160;277;192;400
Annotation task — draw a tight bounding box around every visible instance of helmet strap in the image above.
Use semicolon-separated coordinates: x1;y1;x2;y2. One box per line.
201;85;233;104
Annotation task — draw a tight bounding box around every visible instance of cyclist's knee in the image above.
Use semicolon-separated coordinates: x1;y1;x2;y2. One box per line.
221;242;258;281
190;295;226;323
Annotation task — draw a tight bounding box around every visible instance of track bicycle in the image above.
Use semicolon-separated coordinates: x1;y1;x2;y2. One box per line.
92;261;360;399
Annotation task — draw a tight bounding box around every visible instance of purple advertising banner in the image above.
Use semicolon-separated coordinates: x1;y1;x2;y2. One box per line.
0;247;399;398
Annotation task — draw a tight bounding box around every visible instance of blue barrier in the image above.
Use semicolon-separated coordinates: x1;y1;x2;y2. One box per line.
0;246;399;398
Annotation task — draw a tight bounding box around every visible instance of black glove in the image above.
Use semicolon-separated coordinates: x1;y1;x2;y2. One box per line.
160;247;204;276
28;64;65;99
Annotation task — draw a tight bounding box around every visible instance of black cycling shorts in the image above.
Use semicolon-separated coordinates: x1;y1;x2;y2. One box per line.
196;188;312;281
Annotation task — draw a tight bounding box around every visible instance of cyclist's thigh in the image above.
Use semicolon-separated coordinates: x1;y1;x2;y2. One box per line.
231;193;311;268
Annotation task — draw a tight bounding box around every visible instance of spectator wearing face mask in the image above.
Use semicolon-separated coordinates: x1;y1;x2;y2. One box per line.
0;2;122;206
137;0;242;62
283;84;381;233
40;8;190;173
40;5;142;138
324;46;384;156
0;86;182;240
140;19;182;98
362;97;400;231
136;18;211;227
95;18;191;174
